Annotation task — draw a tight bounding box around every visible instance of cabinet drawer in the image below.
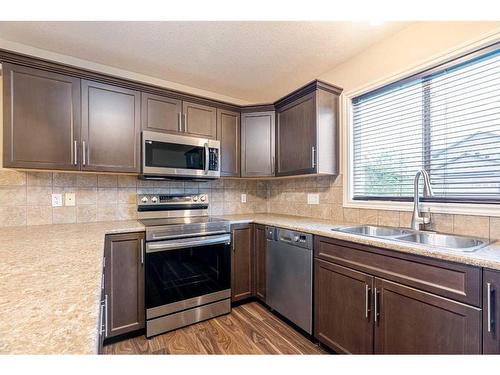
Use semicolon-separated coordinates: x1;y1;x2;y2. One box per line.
314;236;481;306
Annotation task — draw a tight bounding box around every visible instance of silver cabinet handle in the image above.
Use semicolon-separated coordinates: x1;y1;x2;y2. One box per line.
374;287;379;323
183;113;187;132
271;155;275;175
311;146;316;169
104;294;109;338
178;113;182;132
82;141;87;166
140;239;144;265
487;282;493;333
73;140;78;165
204;143;209;174
365;284;371;319
99;301;105;336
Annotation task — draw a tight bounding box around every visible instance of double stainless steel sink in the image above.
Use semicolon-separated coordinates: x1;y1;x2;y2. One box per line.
331;225;488;252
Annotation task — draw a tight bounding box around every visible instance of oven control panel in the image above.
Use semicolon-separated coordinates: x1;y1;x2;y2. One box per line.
137;194;208;206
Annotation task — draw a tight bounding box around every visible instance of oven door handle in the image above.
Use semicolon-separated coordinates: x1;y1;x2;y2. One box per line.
146;234;231;253
204;143;209;175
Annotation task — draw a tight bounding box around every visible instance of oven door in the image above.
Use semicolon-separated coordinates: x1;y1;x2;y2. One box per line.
142;131;220;178
145;234;231;319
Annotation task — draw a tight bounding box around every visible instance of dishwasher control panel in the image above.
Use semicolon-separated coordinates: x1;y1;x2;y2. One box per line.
266;227;313;250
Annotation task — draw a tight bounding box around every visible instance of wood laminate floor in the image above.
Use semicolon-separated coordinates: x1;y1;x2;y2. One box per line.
104;302;326;355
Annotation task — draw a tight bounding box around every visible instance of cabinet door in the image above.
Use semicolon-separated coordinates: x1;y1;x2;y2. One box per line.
484;269;500;354
314;259;374;354
253;224;266;302
231;224;253;302
182;101;217;138
217;109;240;176
141;92;182;134
104;232;145;339
241;111;275;177
2;63;81;170
276;92;316;176
374;278;481;354
81;80;140;173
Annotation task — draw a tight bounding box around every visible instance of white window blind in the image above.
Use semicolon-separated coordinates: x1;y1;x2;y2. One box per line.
352;44;500;203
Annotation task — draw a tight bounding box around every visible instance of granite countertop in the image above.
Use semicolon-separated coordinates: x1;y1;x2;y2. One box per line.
0;220;145;354
218;213;500;270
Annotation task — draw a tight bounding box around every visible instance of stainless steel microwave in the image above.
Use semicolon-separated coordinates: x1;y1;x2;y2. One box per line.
142;131;220;179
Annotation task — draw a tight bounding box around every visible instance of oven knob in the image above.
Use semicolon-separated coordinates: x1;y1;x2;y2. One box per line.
200;195;206;202
293;235;300;242
141;196;148;203
193;196;198;202
151;196;158;203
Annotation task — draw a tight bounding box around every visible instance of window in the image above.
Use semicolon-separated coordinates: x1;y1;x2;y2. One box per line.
352;43;500;203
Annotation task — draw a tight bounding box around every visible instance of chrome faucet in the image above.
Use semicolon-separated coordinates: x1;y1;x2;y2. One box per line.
410;169;433;230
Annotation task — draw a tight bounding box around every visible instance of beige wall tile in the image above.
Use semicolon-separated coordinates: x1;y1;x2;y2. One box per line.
118;188;137;204
0;206;26;227
77;205;97;223
53;173;77;187
0;186;26;206
426;213;453;234
26;172;52;187
97;188;118;204
27;206;52;226
378;210;400;227
343;208;360;224
331;187;343;204
118;204;137;220
76;188;97;205
359;209;378;225
118;175;138;188
27;186;52;206
53;206;76;224
0;169;26;186
97;204;119;221
97;175;118;188
453;215;489;238
489;217;500;240
310;204;332;220
399;211;413;229
331;205;343;223
76;174;97;188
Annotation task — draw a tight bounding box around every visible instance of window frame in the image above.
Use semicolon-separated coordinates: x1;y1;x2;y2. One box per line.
343;37;500;217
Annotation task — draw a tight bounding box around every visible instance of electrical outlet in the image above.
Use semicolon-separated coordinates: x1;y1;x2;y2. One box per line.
51;194;63;207
307;193;319;205
241;193;247;203
65;192;76;206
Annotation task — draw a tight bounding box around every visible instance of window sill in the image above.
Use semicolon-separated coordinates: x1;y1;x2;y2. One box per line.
343;198;500;217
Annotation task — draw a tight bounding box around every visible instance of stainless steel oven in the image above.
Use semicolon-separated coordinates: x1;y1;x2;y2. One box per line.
142;131;220;179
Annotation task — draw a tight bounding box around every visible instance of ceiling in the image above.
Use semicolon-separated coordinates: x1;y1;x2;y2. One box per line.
0;21;410;104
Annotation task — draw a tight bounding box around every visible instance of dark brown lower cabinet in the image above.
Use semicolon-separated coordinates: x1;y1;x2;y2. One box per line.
104;232;145;339
253;224;267;302
374;278;481;354
483;269;500;354
314;259;374;354
231;224;254;302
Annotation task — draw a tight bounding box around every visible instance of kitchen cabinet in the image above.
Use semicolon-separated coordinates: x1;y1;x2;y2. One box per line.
374;278;481;354
253;224;267;302
241;111;275;177
483;269;500;354
182;100;217;139
2;63;81;170
217;109;240;177
314;235;482;354
231;224;254;302
103;232;145;340
314;259;374;354
141;92;182;134
275;81;341;177
81;80;141;173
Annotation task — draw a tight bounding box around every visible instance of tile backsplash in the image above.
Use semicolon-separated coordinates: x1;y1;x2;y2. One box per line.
1;168;497;241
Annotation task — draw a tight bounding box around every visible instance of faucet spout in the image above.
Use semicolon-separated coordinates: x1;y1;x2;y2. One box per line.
410;169;433;231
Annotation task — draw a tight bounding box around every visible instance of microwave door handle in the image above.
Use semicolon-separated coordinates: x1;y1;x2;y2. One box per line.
204;143;209;174
146;234;231;253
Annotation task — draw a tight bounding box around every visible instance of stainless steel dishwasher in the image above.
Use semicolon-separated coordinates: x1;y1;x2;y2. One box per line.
266;226;313;334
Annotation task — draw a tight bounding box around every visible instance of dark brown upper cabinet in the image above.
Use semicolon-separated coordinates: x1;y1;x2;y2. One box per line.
484;269;500;354
182;101;217;139
2;63;81;170
275;81;342;177
81;80;141;173
217;109;240;177
141;92;182;134
231;223;254;302
104;232;145;339
241;111;275;177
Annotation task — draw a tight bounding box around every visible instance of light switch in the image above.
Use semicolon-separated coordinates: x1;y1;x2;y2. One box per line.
51;194;63;207
241;194;247;203
65;192;76;206
307;193;319;205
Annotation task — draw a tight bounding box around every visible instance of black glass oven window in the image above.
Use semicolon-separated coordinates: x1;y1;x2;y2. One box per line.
146;242;230;309
145;141;205;170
